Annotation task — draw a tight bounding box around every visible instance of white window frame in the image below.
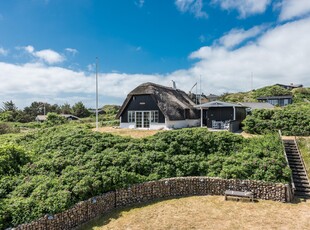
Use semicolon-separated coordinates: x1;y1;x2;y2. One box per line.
128;111;136;123
150;111;159;123
127;110;159;125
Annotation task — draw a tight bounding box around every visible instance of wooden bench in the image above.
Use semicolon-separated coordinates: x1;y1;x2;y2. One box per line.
224;190;254;202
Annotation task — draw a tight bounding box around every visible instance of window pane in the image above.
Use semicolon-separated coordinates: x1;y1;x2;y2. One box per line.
154;111;158;122
128;111;135;123
136;112;142;127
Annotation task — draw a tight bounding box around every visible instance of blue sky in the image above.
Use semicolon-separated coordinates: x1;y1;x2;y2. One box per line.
1;0;310;108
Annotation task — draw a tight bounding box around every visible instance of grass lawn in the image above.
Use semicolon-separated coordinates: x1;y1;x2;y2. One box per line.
297;137;310;179
94;127;163;138
79;196;310;230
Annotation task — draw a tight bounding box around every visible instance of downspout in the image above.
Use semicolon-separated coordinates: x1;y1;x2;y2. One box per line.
200;108;203;127
233;106;236;120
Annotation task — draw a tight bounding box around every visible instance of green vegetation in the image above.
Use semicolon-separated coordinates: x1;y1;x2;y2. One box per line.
0;100;119;124
101;105;120;126
0;126;290;229
292;88;310;103
242;103;310;136
297;138;310;179
220;85;310;103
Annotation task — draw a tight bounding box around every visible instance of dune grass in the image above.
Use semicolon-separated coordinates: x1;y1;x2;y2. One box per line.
297;137;310;179
94;126;162;138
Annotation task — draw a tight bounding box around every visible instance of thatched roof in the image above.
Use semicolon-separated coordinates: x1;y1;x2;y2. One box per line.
116;82;199;120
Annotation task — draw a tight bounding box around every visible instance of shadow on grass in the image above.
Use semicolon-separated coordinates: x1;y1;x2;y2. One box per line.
291;196;309;204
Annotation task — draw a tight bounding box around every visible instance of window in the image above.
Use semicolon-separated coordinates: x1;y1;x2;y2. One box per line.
136;112;142;128
128;111;135;123
150;111;159;123
284;99;289;105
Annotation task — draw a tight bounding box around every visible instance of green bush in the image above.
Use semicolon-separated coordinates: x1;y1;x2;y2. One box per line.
0;126;290;228
0;123;20;135
45;113;67;127
243;103;310;136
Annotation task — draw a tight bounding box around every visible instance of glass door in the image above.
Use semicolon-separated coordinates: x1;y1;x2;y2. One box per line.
143;112;150;128
136;112;142;128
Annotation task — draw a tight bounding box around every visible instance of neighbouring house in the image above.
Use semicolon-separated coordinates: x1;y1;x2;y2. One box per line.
188;92;207;105
275;83;303;90
203;94;220;103
238;102;274;115
35;114;80;122
195;101;247;132
116;82;200;129
238;102;274;110
257;95;293;106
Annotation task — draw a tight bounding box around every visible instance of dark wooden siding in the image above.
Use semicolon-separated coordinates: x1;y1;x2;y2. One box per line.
120;95;165;123
205;107;234;127
235;107;246;122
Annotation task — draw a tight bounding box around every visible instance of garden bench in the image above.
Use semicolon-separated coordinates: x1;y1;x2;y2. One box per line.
224;190;254;202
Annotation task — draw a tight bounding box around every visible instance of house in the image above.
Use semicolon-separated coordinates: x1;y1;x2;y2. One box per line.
275;83;303;90
35;114;79;122
203;94;220;103
238;102;274;115
257;95;293;106
116;82;200;129
188;92;207;105
195;101;247;132
238;102;274;110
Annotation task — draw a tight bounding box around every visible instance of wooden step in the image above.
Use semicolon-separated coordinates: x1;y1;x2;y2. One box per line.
289;165;304;169
295;187;310;193
294;183;310;189
294;192;310;198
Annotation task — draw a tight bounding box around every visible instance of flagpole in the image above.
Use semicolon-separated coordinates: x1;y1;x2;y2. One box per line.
96;57;99;131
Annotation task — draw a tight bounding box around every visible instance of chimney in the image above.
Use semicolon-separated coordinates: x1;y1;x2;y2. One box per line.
171;80;177;90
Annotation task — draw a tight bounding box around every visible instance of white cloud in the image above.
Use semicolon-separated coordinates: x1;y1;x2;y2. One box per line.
87;63;95;72
216;25;267;48
24;45;34;53
278;0;310;21
22;45;65;64
65;48;78;55
34;49;65;64
213;0;271;18
0;47;8;56
1;17;310;108
175;0;208;18
135;0;145;8
188;17;310;92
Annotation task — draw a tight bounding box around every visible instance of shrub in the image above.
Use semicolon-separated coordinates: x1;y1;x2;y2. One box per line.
243;103;310;136
0;126;290;228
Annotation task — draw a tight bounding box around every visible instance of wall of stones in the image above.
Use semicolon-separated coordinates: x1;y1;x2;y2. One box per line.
14;177;292;230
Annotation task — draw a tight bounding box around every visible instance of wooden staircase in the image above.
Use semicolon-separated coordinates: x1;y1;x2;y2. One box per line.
283;140;310;199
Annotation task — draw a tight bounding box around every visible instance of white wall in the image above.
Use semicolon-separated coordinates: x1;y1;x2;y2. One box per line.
165;119;200;129
120;122;136;129
120;118;200;130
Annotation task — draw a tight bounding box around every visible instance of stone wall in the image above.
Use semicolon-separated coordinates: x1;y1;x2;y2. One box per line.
14;177;292;230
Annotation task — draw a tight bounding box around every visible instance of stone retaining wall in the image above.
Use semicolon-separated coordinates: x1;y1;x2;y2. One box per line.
14;177;292;230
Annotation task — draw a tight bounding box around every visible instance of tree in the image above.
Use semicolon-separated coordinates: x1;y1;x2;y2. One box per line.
46;112;67;126
72;102;90;118
2;101;17;112
60;103;72;114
